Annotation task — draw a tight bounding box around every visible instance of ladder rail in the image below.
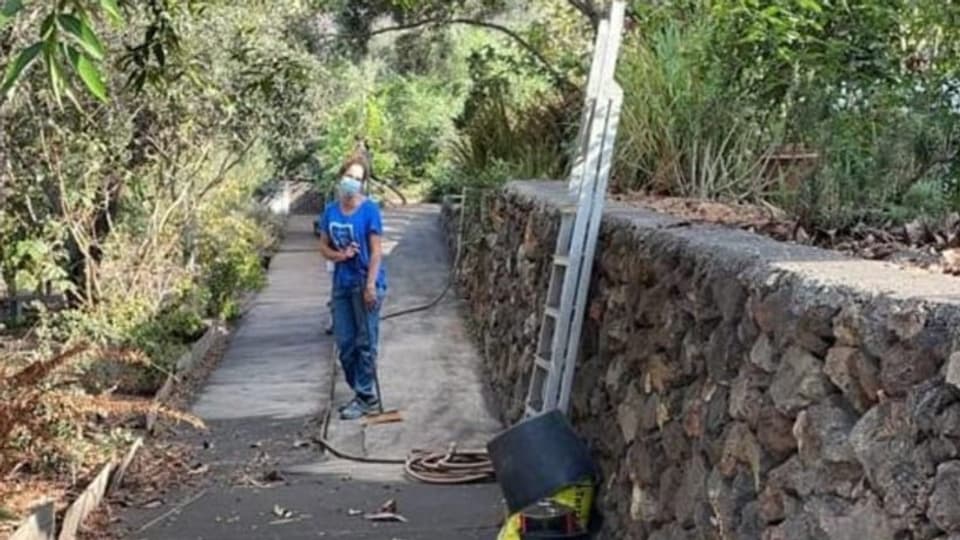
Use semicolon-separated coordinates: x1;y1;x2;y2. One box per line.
525;211;575;412
568;2;624;200
555;1;626;414
596;4;626;98
558;86;624;414
527;94;599;414
523;0;627;419
539;93;611;412
568;20;611;201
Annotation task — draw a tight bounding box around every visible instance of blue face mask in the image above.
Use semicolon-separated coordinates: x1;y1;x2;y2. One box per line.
339;177;362;198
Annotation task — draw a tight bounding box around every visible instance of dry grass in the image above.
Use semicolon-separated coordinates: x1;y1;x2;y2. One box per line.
0;478;69;535
0;342;206;534
614;191;960;279
612;192;784;227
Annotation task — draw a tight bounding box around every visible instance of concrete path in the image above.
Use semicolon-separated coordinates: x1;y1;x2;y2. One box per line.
115;209;505;539
309;206;503;466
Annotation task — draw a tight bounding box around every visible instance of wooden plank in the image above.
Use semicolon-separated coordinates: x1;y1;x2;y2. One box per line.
144;374;175;433
9;502;56;540
58;462;115;540
109;437;144;494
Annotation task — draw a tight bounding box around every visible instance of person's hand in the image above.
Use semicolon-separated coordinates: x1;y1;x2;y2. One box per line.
363;285;378;311
336;245;358;261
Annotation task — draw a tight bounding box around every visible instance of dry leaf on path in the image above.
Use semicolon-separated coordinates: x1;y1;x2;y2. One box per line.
272;505;293;519
363;512;408;523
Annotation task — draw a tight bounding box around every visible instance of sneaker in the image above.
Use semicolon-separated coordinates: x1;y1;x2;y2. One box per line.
337;397;359;413
339;399;369;420
339;397;380;420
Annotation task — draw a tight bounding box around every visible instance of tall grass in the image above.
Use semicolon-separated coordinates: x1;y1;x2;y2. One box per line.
614;19;779;201
448;90;577;182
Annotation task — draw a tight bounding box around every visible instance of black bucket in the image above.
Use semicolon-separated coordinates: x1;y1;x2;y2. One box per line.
486;410;597;514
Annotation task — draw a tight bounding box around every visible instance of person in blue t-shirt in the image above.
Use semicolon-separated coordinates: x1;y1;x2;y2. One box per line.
318;159;387;420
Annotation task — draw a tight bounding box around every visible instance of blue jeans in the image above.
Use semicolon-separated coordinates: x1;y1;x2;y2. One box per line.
332;285;386;402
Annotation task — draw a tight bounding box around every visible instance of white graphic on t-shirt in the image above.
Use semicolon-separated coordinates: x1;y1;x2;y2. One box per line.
328;222;356;251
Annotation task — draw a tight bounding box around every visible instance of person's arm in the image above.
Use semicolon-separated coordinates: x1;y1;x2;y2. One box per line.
365;233;382;293
318;208;350;262
318;233;347;262
363;205;384;309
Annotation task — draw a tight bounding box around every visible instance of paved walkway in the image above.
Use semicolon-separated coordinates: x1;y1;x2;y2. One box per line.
117;208;504;539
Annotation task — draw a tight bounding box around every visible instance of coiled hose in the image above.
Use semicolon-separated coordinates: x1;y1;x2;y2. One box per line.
312;438;494;484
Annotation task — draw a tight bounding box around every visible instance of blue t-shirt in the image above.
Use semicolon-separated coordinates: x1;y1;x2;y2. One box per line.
320;199;387;290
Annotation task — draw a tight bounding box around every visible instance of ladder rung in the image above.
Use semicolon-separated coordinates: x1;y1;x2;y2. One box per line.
544;306;559;319
535;355;551;370
554;255;570;267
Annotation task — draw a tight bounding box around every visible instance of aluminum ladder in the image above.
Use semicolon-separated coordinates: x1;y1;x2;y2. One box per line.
524;1;626;418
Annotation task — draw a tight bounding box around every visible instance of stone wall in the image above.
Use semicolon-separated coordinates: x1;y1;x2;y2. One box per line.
442;181;960;540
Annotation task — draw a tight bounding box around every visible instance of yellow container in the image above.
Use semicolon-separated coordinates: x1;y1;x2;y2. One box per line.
497;481;594;540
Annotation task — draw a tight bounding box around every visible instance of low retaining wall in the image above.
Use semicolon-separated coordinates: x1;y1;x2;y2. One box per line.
443;181;960;540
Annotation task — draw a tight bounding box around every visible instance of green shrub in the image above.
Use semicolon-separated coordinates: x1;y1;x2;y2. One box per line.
204;245;266;321
610;0;960;227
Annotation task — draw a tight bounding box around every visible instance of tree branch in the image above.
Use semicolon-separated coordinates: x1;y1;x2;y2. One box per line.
566;0;600;31
195;136;258;201
364;17;576;90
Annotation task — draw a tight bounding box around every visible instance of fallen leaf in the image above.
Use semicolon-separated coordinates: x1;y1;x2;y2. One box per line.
378;499;397;514
347;508;363;516
188;463;209;475
272;505;293;519
364;512;408;523
142;499;164;509
269;514;311;526
292;439;310;449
